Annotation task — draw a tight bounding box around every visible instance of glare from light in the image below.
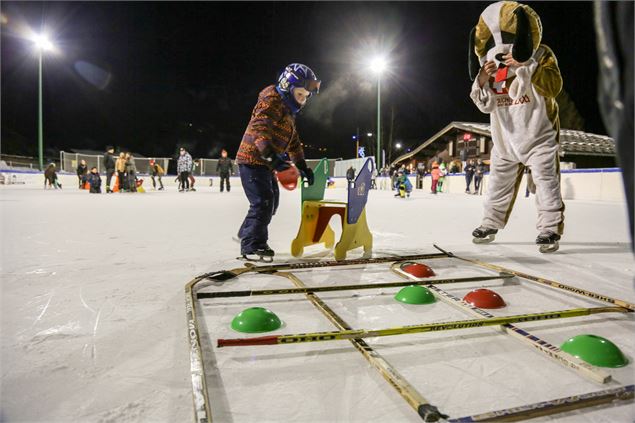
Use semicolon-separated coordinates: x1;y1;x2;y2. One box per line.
370;56;387;75
395;143;402;149
32;33;54;51
366;132;373;137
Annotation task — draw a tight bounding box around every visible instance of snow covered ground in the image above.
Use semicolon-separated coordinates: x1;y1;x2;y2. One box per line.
1;183;633;422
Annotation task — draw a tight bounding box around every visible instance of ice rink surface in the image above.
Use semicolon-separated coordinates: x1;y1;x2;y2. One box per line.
1;184;634;422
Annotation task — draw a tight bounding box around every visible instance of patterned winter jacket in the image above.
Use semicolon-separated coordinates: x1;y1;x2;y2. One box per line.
236;85;305;167
177;153;193;173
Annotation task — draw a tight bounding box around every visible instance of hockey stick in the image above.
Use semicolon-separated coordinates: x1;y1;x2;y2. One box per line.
448;384;634;422
217;306;629;347
184;274;214;423
433;244;635;311
197;273;514;299
202;251;450;282
391;263;611;384
276;271;447;422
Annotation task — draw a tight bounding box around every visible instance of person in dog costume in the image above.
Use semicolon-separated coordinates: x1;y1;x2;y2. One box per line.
469;1;564;253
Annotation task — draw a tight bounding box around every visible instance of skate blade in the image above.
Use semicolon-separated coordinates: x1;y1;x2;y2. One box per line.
472;235;495;244
539;242;559;253
237;255;274;263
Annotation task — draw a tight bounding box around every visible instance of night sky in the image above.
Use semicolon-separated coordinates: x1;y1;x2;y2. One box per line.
1;1;605;160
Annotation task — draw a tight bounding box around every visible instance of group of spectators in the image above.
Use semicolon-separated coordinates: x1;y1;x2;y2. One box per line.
46;150;493;197
374;158;489;195
43;148;154;194
108;148;141;193
59;148;145;194
43;146;235;194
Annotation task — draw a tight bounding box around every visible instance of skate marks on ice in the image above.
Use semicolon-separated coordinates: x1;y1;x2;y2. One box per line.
548;241;631;256
24;268;57;276
470;239;631;256
20;290;112;369
92;400;147;423
470;243;635;304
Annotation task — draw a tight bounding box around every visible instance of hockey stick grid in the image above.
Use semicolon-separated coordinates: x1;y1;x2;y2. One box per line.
188;250;635;422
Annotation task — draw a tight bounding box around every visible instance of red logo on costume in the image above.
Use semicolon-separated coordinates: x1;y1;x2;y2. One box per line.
491;80;508;95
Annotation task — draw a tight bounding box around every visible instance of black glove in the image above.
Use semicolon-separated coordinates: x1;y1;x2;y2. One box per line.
266;153;291;172
296;159;314;186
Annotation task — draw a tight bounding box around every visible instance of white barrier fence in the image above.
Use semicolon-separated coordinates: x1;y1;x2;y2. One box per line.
60;151;171;175
334;157;377;178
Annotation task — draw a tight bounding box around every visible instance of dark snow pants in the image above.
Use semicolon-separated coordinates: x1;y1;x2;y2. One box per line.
238;164;279;253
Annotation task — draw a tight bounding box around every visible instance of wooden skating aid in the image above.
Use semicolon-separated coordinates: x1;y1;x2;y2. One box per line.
291;158;373;260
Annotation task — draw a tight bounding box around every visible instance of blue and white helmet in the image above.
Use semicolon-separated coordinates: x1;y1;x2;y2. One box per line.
276;63;321;113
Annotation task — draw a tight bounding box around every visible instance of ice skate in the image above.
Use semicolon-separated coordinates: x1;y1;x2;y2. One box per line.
238;246;275;263
472;226;498;244
536;231;561;253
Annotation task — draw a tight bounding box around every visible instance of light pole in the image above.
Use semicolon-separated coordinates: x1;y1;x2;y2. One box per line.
370;57;387;170
31;34;54;171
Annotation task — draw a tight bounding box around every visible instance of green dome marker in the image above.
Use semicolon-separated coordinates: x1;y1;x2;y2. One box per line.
394;285;436;305
560;334;628;368
231;307;282;333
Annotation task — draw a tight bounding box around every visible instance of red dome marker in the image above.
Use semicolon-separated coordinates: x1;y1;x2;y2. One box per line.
400;262;435;278
463;288;506;309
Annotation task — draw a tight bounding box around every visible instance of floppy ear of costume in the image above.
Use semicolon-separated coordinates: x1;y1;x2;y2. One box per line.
468;1;542;80
468;28;481;81
512;6;533;62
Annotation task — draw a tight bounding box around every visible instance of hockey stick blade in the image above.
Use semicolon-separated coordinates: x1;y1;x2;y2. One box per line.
203;270;238;282
419;404;449;422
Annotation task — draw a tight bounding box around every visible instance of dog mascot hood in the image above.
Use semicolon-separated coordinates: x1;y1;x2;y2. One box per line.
468;1;543;82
